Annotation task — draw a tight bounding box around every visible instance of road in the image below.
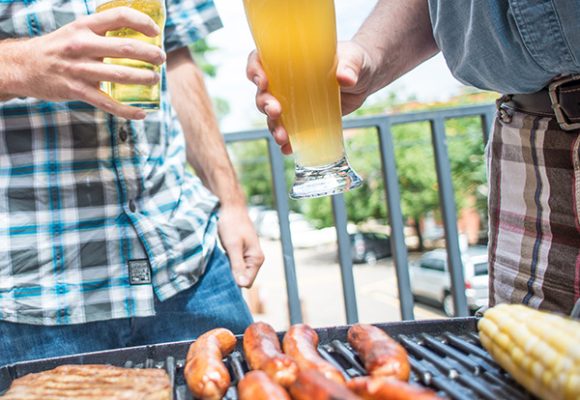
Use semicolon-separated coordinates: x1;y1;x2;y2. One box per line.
243;239;446;331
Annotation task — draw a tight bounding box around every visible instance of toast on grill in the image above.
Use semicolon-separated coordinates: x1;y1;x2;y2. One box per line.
0;364;172;400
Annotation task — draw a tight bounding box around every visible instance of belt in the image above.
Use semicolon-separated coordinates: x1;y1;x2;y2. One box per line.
498;74;580;131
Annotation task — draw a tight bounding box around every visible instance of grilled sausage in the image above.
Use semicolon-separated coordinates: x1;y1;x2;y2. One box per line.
184;328;237;400
347;376;440;400
347;324;410;381
289;370;361;400
238;370;292;400
283;324;346;384
243;322;299;386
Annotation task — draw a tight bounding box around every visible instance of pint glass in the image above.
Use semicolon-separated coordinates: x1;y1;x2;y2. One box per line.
243;0;362;199
96;0;166;110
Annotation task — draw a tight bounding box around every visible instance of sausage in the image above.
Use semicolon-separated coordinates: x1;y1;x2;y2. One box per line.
282;324;346;384
289;370;361;400
238;370;292;400
184;328;237;400
347;324;410;381
347;376;440;400
243;322;299;386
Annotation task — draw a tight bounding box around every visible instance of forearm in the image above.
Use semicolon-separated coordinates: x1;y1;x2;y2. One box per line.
353;0;439;93
0;39;27;101
167;47;246;208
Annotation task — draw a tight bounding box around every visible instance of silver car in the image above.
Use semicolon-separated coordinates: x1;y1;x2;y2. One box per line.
410;246;489;316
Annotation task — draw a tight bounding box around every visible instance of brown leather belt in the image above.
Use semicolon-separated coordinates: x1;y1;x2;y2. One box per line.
502;74;580;131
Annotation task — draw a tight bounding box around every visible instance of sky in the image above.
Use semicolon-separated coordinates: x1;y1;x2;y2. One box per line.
205;0;466;132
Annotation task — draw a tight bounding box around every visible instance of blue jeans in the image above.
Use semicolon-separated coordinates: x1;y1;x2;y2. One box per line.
0;248;252;367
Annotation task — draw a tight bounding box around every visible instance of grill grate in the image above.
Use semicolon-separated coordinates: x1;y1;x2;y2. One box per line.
0;318;533;400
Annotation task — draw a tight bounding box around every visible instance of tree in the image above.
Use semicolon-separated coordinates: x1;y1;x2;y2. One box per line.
230;89;496;249
189;39;230;122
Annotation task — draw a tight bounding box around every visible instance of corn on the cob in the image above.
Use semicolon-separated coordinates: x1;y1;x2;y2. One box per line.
478;303;580;400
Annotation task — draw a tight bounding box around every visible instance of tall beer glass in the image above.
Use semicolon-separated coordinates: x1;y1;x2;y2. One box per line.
243;0;362;199
96;0;166;110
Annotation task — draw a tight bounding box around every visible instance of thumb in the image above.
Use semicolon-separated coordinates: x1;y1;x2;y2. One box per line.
336;43;364;88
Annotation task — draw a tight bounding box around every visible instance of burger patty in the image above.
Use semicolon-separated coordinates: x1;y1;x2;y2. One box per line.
0;364;172;400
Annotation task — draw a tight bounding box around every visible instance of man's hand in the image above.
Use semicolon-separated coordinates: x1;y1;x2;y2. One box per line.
217;205;265;288
1;7;166;120
246;0;439;154
246;41;374;155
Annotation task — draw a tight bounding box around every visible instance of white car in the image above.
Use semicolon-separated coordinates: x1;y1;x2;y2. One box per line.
255;210;336;249
410;246;489;316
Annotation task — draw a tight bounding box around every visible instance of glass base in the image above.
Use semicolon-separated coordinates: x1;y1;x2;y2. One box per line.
290;156;363;199
120;101;160;111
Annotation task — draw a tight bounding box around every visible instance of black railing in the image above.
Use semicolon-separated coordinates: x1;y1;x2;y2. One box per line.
224;104;496;324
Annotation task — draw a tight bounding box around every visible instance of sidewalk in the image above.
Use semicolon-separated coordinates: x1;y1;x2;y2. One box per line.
244;239;445;331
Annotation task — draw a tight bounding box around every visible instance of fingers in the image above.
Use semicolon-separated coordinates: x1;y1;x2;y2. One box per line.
227;243;260;288
84;7;160;37
80;86;146;120
74;62;160;86
90;36;166;65
246;50;268;91
247;49;293;153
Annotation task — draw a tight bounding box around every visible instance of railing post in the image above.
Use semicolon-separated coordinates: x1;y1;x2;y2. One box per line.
377;121;415;320
431;118;469;317
266;138;303;324
481;111;495;145
331;194;359;324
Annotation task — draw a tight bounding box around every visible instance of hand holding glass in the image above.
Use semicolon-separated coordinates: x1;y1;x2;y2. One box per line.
243;0;362;199
96;0;166;110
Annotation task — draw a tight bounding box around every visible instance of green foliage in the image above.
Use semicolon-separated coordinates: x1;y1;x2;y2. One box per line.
189;39;218;77
230;90;493;234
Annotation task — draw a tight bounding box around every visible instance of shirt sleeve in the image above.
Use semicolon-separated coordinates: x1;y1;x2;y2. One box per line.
163;0;223;53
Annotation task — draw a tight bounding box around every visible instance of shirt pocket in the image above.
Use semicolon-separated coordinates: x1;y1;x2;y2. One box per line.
0;0;92;39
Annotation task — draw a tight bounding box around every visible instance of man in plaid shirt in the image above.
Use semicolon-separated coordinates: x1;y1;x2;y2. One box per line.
0;1;264;365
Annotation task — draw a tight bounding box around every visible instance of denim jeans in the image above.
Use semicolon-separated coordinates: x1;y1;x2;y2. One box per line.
0;248;253;367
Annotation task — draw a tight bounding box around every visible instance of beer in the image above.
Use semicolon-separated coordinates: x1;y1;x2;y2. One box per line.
243;0;345;168
97;0;165;110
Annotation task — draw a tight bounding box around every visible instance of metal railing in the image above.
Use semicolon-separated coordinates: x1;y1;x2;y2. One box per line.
224;104;496;324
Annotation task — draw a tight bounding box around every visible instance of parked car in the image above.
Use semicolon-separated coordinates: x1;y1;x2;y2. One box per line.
409;246;488;316
350;232;391;265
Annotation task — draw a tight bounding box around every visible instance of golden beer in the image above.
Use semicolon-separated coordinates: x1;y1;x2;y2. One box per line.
97;0;165;110
243;0;345;167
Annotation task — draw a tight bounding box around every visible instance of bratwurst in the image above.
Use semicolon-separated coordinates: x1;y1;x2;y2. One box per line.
238;370;291;400
347;324;410;381
243;322;299;386
283;324;346;384
184;328;236;400
347;376;440;400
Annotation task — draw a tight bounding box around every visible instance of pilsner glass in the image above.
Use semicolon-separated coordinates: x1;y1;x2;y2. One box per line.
96;0;166;110
243;0;362;199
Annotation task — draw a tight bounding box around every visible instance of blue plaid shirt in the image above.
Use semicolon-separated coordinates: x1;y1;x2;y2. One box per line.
0;0;223;325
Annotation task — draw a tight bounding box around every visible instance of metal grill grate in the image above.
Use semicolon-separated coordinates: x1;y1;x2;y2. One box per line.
0;318;533;400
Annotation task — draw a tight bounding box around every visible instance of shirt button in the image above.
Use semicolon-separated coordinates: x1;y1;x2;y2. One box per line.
119;126;129;142
129;199;137;213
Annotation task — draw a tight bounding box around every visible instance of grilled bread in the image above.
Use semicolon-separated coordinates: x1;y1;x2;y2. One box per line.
0;364;172;400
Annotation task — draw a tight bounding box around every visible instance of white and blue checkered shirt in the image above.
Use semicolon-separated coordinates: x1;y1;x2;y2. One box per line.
0;0;223;325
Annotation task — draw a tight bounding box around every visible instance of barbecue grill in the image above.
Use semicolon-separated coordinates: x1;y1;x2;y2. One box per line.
0;317;534;400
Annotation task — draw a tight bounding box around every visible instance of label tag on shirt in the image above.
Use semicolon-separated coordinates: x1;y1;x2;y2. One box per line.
128;259;152;285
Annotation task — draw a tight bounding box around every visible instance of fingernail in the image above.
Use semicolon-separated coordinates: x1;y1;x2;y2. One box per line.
136;110;146;119
264;103;271;116
253;76;260;87
342;67;357;82
238;275;250;287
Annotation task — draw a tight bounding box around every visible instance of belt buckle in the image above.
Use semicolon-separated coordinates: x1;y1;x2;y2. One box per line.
548;74;580;131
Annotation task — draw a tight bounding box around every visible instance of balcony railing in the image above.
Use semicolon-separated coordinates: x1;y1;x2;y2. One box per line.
224;104;496;324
